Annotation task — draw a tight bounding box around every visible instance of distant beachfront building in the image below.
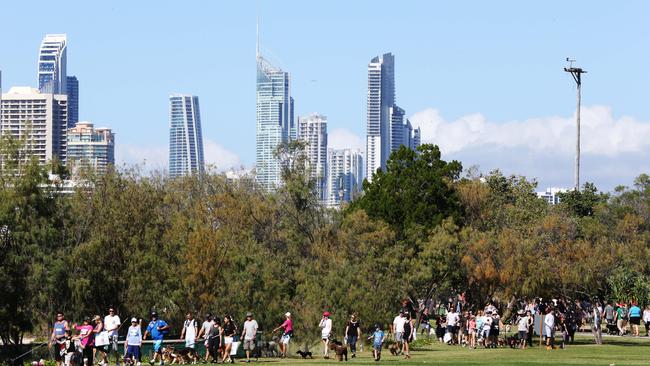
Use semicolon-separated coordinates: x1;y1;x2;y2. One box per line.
327;149;364;207
298;113;328;201
38;34;67;94
66;76;79;127
67;122;114;175
389;105;421;153
537;187;568;205
366;53;394;182
168;94;205;178
256;48;295;190
0;86;68;165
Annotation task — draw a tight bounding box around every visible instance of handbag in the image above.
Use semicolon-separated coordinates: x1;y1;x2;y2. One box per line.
95;331;110;346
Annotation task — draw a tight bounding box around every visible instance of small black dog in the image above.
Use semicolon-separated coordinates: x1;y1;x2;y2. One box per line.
296;350;313;359
507;336;518;349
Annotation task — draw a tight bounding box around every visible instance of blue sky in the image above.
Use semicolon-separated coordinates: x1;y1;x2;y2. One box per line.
1;0;649;191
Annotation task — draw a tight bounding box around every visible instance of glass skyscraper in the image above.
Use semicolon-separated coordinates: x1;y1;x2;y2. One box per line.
38;34;67;94
256;51;294;190
297;113;328;201
168;94;205;178
366;53;395;182
66;76;79;128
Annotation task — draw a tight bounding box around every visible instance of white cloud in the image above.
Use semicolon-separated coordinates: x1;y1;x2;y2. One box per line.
116;139;242;173
409;106;650;190
410;105;650;156
329;128;364;151
203;139;242;171
116;143;167;170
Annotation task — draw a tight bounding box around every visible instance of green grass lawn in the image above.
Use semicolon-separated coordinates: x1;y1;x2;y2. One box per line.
244;335;650;365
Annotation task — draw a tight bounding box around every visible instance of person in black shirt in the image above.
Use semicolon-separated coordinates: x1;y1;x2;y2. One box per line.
419;308;431;338
221;316;237;364
344;314;361;358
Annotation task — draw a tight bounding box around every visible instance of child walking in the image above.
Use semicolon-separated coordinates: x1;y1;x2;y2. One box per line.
368;324;386;362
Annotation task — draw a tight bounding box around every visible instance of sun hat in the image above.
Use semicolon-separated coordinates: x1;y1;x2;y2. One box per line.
323;311;331;317
131;317;138;323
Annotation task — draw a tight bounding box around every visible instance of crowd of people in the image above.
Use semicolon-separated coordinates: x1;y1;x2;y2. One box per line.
47;297;650;365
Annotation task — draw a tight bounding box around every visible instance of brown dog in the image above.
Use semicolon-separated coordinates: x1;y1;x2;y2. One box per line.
328;340;348;361
388;343;399;356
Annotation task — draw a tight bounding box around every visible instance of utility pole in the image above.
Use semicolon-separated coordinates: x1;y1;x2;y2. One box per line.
564;58;587;191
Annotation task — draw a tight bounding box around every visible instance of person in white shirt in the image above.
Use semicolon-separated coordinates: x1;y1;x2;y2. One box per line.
196;314;215;362
103;307;121;366
319;312;333;358
180;312;198;350
392;312;406;351
241;312;258;363
482;311;492;347
643;305;650;337
544;308;555;349
445;309;459;344
516;311;529;349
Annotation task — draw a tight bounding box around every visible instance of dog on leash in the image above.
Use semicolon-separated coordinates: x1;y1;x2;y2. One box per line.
296;350;313;359
329;340;348;361
176;348;200;364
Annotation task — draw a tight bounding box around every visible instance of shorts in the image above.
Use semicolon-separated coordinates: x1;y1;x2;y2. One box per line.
322;333;330;341
544;326;554;338
373;343;382;351
630;317;641;325
224;337;233;345
446;325;455;334
95;345;109;354
518;331;527;340
185;339;195;349
153;340;163;353
394;332;403;342
54;344;65;361
125;345;141;361
110;335;119;352
280;333;292;345
243;339;255;351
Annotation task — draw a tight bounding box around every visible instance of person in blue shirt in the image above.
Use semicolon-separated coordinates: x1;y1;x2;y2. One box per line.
367;324;385;361
143;312;169;366
124;318;143;366
629;302;642;337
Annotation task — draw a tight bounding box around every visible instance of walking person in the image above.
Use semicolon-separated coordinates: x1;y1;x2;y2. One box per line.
392;311;405;353
272;312;293;358
180;312;198;354
526;310;534;347
143;312;169;366
419;308;431;338
74;317;95;366
104;307;122;366
241;312;258;363
516;310;529;349
603;301;615;334
92;315;109;365
468;313;477;349
402;313;413;359
124;318;142;366
368;324;385;362
591;303;603;345
196;314;215;362
221;315;237;364
544;308;555;350
50;312;70;366
629;302;642;336
319;312;332;359
615;302;628;336
344;314;361;358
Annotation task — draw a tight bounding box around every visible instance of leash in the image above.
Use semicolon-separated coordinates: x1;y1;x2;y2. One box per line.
10;342;48;364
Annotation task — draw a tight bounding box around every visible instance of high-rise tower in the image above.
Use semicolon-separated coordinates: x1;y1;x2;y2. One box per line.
169;94;205;178
256;35;295;190
297;113;328;201
38;34;67;94
366;53;395;182
66;76;79;127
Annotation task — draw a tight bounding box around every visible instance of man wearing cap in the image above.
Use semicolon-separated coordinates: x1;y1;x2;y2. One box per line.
50;312;70;366
273;312;293;358
241;312;258;363
104;307;121;366
143;312;169;366
319;312;333;359
124;318;142;366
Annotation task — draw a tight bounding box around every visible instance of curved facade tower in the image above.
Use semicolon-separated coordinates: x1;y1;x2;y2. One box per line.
169;94;205;178
38;34;67;94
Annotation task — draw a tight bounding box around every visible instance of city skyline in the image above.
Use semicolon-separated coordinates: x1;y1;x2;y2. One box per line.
1;1;650;191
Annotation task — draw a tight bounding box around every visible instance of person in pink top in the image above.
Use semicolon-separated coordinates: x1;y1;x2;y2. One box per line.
272;312;293;358
74;317;95;366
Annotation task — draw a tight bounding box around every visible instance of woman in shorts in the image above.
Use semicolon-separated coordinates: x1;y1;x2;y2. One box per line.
273;312;293;358
402;313;413;359
221;316;236;364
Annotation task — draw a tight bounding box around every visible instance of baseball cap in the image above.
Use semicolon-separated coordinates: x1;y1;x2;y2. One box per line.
131;318;138;323
246;312;253;317
285;312;291;317
150;311;158;317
